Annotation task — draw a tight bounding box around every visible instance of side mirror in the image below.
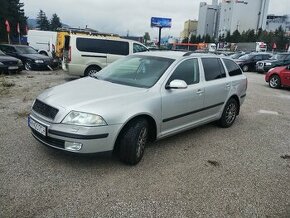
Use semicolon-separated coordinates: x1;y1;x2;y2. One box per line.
166;79;188;89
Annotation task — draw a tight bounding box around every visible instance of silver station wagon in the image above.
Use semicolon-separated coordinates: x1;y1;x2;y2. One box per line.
29;51;247;165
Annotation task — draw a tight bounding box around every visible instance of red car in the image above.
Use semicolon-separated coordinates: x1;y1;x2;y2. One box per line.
265;65;290;89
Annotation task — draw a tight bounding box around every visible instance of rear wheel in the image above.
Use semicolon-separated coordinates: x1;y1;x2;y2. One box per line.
24;61;33;71
84;66;101;77
242;65;249;72
118;119;149;165
269;75;281;89
218;98;239;128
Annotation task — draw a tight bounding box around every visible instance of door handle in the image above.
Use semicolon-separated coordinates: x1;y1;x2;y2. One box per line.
226;83;231;89
196;89;204;95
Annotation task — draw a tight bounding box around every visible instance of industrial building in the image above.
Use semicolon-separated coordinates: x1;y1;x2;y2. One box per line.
180;20;198;40
266;14;290;32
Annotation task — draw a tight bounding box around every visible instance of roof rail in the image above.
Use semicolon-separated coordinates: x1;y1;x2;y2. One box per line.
183;51;196;56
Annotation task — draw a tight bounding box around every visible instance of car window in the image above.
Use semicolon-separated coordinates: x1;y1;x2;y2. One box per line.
254;55;262;61
76;38;129;55
168;59;199;85
202;58;226;81
284;55;290;61
133;43;148;53
0;45;16;53
223;59;243;76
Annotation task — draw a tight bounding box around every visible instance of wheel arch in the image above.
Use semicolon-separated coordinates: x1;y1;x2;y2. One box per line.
228;94;241;115
84;64;102;75
113;114;158;151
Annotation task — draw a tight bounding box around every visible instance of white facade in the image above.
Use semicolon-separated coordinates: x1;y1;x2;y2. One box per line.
218;0;270;37
197;1;219;37
266;14;290;32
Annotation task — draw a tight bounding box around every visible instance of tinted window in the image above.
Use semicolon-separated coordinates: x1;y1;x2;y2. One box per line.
76;38;129;55
168;59;199;85
133;43;148;53
285;55;290;61
223;59;243;76
0;45;16;53
202;58;226;81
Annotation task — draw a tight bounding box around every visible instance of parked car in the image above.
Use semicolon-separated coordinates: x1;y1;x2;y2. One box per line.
256;53;290;73
62;34;148;76
0;44;58;71
28;51;247;165
0;50;23;74
229;52;248;60
235;53;272;72
265;65;290;89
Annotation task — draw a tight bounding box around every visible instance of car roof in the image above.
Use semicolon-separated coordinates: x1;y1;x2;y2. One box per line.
135;51;220;60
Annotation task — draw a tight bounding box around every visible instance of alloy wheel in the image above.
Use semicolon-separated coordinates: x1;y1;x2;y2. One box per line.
225;103;237;124
136;127;148;158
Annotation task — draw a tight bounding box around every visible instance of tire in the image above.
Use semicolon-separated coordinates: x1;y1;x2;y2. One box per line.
118;119;149;165
218;98;239;128
269;75;281;89
84;66;101;77
24;61;33;71
242;65;249;72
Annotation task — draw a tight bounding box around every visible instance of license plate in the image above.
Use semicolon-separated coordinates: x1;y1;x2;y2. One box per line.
8;66;18;70
28;117;47;136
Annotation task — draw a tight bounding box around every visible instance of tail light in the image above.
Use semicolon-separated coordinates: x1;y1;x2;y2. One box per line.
68;46;71;63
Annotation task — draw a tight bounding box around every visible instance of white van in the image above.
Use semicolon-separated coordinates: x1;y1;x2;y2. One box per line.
27;30;57;57
62;35;148;76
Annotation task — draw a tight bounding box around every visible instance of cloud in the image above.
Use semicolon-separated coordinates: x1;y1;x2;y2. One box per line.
22;0;290;39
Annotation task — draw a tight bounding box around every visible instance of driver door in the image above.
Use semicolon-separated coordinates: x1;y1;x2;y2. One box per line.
161;58;205;136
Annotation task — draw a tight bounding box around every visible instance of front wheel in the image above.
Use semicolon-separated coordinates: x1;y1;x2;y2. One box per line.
218;98;239;128
269;75;281;89
84;66;101;77
118;119;149;165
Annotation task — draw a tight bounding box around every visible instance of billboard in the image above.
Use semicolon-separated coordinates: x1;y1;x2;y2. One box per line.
151;17;172;28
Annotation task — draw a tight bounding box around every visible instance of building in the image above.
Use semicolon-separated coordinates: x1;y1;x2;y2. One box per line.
218;0;270;37
266;14;290;32
180;20;198;40
196;1;219;38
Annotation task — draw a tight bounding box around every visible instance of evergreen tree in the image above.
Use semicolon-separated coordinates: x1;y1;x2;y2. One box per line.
231;30;241;42
36;10;49;31
190;35;197;43
0;0;27;42
50;13;62;31
143;32;150;45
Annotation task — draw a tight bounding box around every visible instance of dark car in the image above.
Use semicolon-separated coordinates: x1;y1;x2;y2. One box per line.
229;52;249;60
0;44;56;71
265;65;290;89
256;53;290;73
234;53;272;72
0;50;23;74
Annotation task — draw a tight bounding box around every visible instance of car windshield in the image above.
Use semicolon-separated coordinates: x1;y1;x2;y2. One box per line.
94;55;174;88
238;54;253;60
15;46;38;54
270;54;285;60
0;50;5;55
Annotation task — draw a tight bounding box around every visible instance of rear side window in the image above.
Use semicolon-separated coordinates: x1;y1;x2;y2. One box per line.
168;59;199;85
202;58;226;81
133;43;148;53
223;59;243;76
76;38;129;55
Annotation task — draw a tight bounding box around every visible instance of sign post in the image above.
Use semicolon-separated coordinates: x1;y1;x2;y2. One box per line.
151;17;172;49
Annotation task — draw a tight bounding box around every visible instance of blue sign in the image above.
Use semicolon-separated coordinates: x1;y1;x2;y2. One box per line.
151;17;172;28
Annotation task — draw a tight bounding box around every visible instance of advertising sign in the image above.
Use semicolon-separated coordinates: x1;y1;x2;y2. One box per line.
151;17;172;28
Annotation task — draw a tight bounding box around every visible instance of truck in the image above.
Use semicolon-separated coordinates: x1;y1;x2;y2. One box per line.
27;30;57;57
235;42;267;52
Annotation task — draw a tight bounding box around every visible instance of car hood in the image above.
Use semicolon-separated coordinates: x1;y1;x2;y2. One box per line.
37;77;148;119
20;53;51;60
0;55;20;62
259;59;280;64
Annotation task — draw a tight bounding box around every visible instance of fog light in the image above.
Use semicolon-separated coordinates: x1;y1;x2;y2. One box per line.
65;142;82;151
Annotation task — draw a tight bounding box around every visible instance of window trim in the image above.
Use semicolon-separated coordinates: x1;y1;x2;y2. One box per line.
222;58;243;77
201;57;227;82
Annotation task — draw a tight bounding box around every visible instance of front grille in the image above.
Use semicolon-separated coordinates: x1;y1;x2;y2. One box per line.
32;99;59;120
2;60;18;66
32;129;65;149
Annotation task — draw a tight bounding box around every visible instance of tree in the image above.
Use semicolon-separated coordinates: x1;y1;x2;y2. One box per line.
231;30;241;42
50;13;62;31
0;0;27;42
190;35;197;43
36;10;49;30
143;32;150;45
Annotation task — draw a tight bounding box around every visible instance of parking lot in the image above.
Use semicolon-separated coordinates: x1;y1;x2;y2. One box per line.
0;70;289;217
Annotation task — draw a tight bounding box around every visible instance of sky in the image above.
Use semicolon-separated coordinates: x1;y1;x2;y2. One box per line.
22;0;290;39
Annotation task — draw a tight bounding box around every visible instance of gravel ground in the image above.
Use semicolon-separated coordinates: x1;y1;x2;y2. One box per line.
0;70;289;217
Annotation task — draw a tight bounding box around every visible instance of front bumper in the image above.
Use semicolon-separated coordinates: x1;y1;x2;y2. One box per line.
29;113;122;153
256;65;272;72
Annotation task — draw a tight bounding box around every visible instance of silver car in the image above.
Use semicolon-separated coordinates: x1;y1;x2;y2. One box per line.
29;51;247;165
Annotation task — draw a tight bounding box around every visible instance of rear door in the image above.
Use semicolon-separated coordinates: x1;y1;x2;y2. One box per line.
161;58;204;135
201;58;231;118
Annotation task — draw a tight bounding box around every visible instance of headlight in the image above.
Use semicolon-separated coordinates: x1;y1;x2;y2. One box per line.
35;60;44;63
265;63;272;66
17;60;23;65
62;111;107;127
